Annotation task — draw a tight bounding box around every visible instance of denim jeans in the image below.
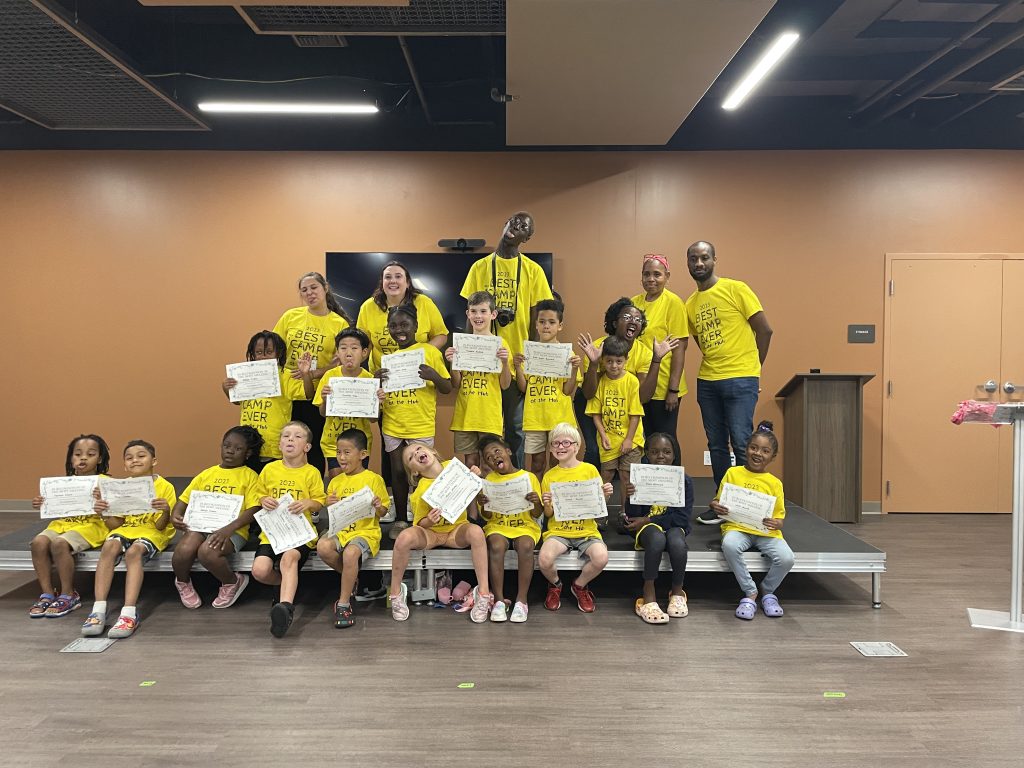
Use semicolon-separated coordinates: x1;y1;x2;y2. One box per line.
572;390;600;468
696;376;760;488
720;530;795;596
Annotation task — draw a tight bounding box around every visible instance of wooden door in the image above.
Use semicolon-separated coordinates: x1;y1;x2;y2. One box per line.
883;259;1003;512
996;260;1024;511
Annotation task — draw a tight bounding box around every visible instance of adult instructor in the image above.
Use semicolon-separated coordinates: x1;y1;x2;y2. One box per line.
460;211;553;463
683;241;773;523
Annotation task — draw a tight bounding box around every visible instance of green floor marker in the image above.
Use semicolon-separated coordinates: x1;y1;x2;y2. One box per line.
457;682;475;689
823;691;846;698
139;681;157;687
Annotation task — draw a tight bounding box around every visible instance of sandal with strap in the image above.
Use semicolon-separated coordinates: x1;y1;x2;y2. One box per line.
635;598;670;624
29;593;55;618
735;597;756;620
761;594;784;618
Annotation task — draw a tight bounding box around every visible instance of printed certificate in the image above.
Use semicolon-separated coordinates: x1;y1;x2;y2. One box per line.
482;475;534;515
254;493;317;554
380;348;427;392
551;478;608;521
39;476;98;519
226;359;282;402
99;476;157;517
718;483;774;533
326;486;377;536
325;376;380;418
422;459;484;524
452;333;502;374
184;491;243;534
523;341;573;379
628;464;686;507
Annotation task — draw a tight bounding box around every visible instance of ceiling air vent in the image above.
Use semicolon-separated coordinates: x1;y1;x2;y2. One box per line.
238;0;505;36
292;34;349;48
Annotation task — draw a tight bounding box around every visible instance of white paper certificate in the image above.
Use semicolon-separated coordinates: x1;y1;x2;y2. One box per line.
452;333;502;374
226;359;282;402
629;464;686;507
254;494;317;554
381;348;426;392
326;486;377;536
39;476;98;519
184;491;243;533
422;459;484;524
718;483;774;533
325;376;380;418
482;475;533;515
551;478;608;521
99;476;157;517
523;341;573;379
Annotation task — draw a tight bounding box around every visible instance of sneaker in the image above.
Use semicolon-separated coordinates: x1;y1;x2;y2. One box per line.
334;601;355;628
390;581;410;621
570;581;596;613
108;614;139;639
270;601;294;638
406;502;414;522
29;593;55;618
388;520;410;541
667;592;689;618
510;601;529;623
45;592;81;618
544;582;562;611
470;587;495;623
212;573;249;609
489;600;508;623
174;579;202;609
81;612;106;636
380;496;397;524
696;510;723;525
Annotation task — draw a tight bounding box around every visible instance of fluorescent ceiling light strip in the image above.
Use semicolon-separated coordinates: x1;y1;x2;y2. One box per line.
197;102;378;114
722;32;800;111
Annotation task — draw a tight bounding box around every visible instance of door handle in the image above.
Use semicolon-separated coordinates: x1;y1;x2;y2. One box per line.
982;380;998;393
1004;381;1017;394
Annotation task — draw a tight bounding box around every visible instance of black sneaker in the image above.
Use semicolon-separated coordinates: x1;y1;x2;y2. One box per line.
695;510;723;525
334;601;355;629
270;601;294;638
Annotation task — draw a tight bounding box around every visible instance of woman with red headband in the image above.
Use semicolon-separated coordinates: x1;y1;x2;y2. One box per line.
631;254;688;439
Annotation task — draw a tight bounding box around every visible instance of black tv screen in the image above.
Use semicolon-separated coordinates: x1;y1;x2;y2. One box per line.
326;252;554;336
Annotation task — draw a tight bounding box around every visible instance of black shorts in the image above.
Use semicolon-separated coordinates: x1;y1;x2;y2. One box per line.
254;543;311;569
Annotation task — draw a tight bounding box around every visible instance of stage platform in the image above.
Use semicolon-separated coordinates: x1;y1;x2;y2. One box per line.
0;479;886;606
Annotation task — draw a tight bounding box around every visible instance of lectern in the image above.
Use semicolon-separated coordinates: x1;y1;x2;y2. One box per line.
775;373;874;523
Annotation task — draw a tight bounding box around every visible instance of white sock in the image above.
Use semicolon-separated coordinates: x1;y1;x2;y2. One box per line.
91;600;107;615
120;606;137;619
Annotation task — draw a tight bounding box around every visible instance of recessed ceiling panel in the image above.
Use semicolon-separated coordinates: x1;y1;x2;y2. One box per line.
238;0;503;35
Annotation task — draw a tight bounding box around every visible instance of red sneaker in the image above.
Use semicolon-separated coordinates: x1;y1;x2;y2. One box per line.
570;581;595;613
544;582;562;611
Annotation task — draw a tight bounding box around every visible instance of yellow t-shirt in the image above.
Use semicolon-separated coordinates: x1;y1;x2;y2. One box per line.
325;470;389;557
522;371;577;433
410;461;467;534
450;335;510;434
239;370;306;460
717;466;786;540
313;368;375;460
631;288;690;398
685;278;763;380
106;475;178;551
482;469;542;544
255;460;327;548
273;306;348;375
460;254;553;356
44;474;110;548
380;343;451;439
579;335;653;381
356;293;449;373
179;464;261;541
541;463;604;541
586;374;646;463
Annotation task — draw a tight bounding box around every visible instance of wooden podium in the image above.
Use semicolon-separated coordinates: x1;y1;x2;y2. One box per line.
775;373;874;523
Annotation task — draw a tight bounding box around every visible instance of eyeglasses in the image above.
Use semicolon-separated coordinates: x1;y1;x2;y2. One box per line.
550;440;578;449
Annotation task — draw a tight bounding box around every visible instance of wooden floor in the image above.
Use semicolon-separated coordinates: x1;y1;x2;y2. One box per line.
1;510;1021;768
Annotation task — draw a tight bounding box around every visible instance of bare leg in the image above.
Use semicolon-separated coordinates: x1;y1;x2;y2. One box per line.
50;538;77;595
278;549;301;604
527;452;547;477
538;539;568;585
389;526;427;596
252;555;281;586
122;542;148;607
171;531;204;583
198;538;238;585
93;538;124;602
575;542;609;588
513;536;535;604
30;535;55;595
456;524;490;595
339;544;362;604
486;534;509;603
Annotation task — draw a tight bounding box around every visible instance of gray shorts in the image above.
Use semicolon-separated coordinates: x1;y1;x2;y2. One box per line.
382;434;435;454
332;536;372;560
544;535;602;559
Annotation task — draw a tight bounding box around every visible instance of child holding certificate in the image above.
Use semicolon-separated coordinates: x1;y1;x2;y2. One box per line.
314;327;377;481
29;434;112;618
81;440;177;638
708;421;794;620
251;422;326;638
169;426;263;610
375;304;452;540
621;433;693;624
446;291;512;470
513;298;580;476
475;434;542;623
388;444;494;623
222;331;314;466
538;422;613;613
317;429;390;629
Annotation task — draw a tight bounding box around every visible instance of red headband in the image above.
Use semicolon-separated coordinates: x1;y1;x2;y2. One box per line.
643;253;670;272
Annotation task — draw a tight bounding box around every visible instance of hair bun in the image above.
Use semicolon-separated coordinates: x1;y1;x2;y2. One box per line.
756;420;775;433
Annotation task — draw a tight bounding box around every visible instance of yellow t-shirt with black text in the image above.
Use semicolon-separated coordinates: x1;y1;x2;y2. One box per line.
541;463;604;541
586;373;646;463
482;469;542;544
450;335;510;435
239;370;306;460
273;306;348;375
44;474;110;548
356;294;449;373
255;460;326;548
313;368;375;460
410;462;467;534
460;254;553;357
685;278;763;380
179;465;261;541
631;288;689;398
380;343;451;439
325;469;389;557
717;465;786;540
106;475;178;551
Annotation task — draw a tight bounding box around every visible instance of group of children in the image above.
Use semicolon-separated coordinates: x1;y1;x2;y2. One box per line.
29;289;794;637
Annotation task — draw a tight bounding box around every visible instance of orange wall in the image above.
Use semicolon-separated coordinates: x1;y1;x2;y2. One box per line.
3;150;1023;499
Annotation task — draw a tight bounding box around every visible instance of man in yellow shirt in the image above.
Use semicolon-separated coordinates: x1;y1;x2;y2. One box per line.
684;241;773;523
461;212;553;465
